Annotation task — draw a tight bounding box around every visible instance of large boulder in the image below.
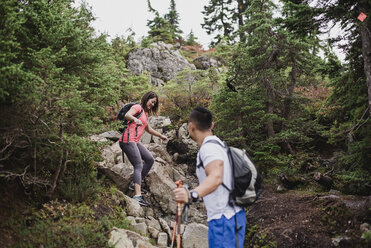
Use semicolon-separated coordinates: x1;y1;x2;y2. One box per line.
193;55;222;70
127;42;196;86
140;116;175;145
108;227;155;248
178;123;197;152
182;223;208;248
146;161;177;214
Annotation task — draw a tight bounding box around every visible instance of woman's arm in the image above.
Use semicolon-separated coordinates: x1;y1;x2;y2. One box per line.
125;107;142;126
145;124;168;141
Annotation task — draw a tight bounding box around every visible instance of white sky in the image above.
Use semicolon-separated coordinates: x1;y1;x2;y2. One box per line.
75;0;211;48
74;0;345;61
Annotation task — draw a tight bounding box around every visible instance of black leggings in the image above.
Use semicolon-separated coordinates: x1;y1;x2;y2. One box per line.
119;142;154;185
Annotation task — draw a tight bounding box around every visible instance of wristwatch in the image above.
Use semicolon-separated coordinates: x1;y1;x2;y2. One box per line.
190;190;199;203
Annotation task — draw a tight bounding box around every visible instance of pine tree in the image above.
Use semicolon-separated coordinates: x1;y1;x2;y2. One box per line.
202;0;249;45
212;0;325;167
164;0;183;41
202;0;234;45
185;30;199;46
147;0;176;43
0;0;122;197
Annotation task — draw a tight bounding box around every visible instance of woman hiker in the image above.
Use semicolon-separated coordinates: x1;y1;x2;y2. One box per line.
119;91;168;207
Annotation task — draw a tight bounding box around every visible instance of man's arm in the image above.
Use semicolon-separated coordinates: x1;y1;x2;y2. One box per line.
173;159;224;203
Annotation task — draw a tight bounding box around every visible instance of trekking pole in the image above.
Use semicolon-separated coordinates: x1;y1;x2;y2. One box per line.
170;180;183;248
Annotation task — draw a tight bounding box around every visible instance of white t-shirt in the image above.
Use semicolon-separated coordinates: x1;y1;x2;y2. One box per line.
196;135;241;222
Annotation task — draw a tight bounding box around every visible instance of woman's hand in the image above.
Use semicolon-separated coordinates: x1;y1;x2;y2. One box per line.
133;118;143;126
160;134;168;141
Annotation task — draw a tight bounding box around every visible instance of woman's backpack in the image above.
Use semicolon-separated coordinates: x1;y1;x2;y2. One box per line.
114;103;143;132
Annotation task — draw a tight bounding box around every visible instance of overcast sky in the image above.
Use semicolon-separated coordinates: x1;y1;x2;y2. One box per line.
74;0;211;48
74;0;345;61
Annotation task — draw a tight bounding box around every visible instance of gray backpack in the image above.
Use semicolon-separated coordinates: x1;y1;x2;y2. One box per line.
197;139;263;207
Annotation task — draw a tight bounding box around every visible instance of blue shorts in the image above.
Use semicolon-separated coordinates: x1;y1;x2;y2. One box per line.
208;209;246;248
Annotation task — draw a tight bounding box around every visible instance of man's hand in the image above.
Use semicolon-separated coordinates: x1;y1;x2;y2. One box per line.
173;187;189;203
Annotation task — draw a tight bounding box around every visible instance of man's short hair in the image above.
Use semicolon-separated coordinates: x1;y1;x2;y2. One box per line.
189;106;213;131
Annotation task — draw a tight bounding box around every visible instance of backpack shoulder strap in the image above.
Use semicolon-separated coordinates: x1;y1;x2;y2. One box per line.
196;139;232;192
196;139;225;168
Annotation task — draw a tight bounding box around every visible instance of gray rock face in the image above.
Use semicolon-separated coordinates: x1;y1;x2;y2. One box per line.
127;42;196;85
193;55;222;70
108;227;155;248
178;123;198;152
182;223;209;248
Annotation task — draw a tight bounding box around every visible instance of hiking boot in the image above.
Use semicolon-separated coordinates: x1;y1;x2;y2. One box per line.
128;182;148;194
132;195;150;207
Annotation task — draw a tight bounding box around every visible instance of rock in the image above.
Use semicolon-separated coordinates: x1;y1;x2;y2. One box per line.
146;143;173;164
331;235;351;247
193;55;222;70
157;232;168;247
90;134;108;143
140;116;173;145
99;131;121;142
108;227;155;248
146;162;177;214
111;141;123;164
278;173;305;189
170;221;185;234
178;123;197;152
99;162;133;192
182;223;208;248
131;222;147;236
146;217;162;239
99;146;116;167
314;172;333;189
276;184;287;192
360;223;370;233
159;218;172;240
127;42;196;85
123;195;144;217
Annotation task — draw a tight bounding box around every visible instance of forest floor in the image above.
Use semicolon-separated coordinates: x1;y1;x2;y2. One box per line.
246;185;370;248
0;181;370;247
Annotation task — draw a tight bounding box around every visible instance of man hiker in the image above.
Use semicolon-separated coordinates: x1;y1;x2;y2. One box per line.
173;106;246;248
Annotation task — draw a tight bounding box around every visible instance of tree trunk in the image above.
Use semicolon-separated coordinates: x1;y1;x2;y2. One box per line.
263;77;275;138
360;24;371;116
50;120;64;193
237;0;246;42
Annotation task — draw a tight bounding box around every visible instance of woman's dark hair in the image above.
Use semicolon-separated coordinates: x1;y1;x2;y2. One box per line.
141;91;159;115
189;106;213;131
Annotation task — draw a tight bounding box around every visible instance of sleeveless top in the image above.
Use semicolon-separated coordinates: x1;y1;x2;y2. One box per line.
119;104;148;143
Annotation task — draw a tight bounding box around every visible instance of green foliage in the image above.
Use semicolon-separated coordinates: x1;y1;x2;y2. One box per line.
161;68;224;124
362;230;371;244
184;30;199;46
14;186;129;248
145;0;183;44
321;204;354;235
0;0;122;197
245;224;277;248
0;0;26;102
111;30;137;64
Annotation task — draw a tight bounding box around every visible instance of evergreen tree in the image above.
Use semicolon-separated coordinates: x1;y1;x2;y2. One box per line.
0;0;122;198
164;0;183;41
212;0;324;168
202;0;234;45
316;0;371;179
146;0;182;44
202;0;249;45
185;30;199;46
